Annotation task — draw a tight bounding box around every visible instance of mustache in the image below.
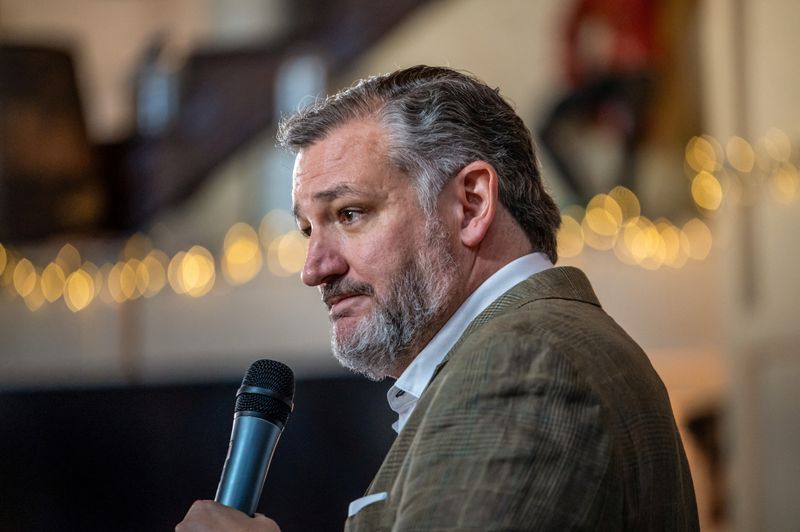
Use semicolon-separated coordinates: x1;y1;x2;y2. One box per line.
321;278;375;307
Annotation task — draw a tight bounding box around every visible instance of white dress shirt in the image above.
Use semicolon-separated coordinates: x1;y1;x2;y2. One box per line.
386;252;552;433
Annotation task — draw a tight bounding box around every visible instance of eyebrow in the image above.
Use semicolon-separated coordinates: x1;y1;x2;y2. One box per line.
293;183;365;220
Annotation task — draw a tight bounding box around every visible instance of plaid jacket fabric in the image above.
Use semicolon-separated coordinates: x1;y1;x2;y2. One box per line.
345;266;698;531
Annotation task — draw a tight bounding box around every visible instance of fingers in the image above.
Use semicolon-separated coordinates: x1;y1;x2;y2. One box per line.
176;500;281;532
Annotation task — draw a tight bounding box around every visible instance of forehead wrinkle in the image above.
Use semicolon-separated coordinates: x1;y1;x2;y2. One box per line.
292;183;367;221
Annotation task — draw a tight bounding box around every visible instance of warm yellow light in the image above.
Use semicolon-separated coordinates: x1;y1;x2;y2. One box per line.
726;136;755;173
557;215;584;258
768;163;799;204
1;254;17;290
682;218;713;260
656;220;688;268
763;128;792;162
123;232;153;260
127;258;149;297
585;194;623;236
118;261;140;300
98;263;116;304
81;261;103;298
621;216;666;270
173;246;215;297
64;269;95;312
107;263;127;303
223;223;263;285
608;186;641;221
142;251;168;297
168;251;188;294
259;210;296;248
0;243;7;276
40;262;66;302
55;244;82;274
23;282;46;311
686;136;720;172
276;231;308;274
581;218;616;250
13;258;38;297
621;216;662;267
691;171;723;210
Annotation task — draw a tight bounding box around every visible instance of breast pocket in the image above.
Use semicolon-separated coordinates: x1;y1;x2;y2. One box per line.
348;491;388;518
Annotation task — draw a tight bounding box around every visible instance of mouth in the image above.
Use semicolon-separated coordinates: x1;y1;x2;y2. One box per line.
324;293;369;319
321;280;374;318
326;293;358;310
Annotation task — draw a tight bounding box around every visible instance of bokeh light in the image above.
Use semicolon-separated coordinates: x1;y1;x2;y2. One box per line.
267;230;307;276
259;210;296;248
557;215;584;258
682;218;713;260
585;194;624;236
184;246;216;297
691;171;723;210
763;128;792;162
656;220;689;269
0;243;7;276
142;251;168;297
64;269;96;312
223;223;263;285
608;186;641;221
726;136;756;173
0;254;15;290
80;262;103;298
768;163;799;204
107;262;127;303
40;262;66;302
122;232;153;260
686;135;722;173
168;251;188;294
168;246;216;297
118;261;140;300
13;259;38;297
55;244;82;274
23;282;46;312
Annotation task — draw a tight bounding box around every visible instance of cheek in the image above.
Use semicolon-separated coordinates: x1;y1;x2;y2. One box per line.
349;230;418;283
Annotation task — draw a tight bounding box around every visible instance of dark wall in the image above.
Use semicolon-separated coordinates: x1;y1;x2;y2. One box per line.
0;376;395;532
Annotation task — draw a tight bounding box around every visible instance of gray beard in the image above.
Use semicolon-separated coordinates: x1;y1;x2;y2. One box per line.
329;219;457;381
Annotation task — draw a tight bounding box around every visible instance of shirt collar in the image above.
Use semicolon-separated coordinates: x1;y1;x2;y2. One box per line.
387;252;553;432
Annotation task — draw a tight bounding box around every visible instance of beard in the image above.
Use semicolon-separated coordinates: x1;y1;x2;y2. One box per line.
322;216;458;381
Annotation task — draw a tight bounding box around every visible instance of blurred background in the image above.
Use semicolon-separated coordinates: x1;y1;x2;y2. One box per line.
0;0;798;530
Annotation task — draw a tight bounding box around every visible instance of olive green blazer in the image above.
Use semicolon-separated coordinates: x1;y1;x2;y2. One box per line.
345;266;698;531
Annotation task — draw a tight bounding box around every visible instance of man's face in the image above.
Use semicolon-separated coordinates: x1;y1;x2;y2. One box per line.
292;120;458;380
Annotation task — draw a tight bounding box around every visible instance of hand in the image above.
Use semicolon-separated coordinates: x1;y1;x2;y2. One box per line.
176;500;281;532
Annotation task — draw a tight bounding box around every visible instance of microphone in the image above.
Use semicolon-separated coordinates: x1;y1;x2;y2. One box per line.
215;359;294;516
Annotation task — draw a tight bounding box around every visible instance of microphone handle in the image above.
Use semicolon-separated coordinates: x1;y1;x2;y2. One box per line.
214;414;283;516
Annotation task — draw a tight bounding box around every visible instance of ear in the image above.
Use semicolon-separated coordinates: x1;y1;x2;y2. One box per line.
452;160;498;248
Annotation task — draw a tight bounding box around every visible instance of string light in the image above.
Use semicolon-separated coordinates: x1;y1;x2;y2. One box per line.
40;262;66;302
64;269;95;312
13;259;38;298
2;131;798;312
222;223;263;285
0;243;7;276
691;171;723;210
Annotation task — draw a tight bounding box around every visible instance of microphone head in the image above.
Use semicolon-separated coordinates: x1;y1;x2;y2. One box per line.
235;359;294;427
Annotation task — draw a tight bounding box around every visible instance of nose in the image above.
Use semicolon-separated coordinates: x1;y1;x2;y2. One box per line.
301;233;348;287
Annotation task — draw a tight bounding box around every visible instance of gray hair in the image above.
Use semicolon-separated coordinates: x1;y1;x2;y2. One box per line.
277;65;561;263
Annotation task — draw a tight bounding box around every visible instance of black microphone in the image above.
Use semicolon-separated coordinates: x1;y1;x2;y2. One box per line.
215;359;294;516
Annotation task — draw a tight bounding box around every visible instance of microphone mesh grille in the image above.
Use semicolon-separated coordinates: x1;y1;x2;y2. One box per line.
235;359;294;426
241;359;295;398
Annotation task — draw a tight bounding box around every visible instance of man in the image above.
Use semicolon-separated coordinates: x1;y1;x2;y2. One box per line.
178;65;698;531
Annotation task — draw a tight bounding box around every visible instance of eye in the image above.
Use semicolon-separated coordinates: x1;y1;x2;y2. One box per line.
338;208;363;225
